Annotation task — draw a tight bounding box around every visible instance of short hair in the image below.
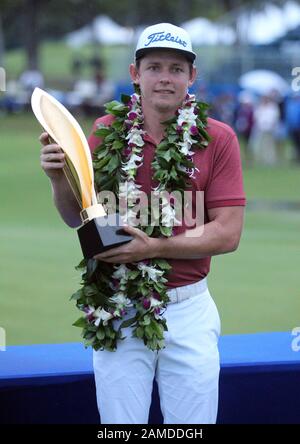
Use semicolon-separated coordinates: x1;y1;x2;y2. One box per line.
135;52;194;76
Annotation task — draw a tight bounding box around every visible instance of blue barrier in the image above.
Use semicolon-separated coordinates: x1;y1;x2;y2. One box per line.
0;332;299;424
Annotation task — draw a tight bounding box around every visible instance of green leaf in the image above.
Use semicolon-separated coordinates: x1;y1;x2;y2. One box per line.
111;120;124;131
153;282;166;293
94;127;110;138
121;94;131;104
144;225;155;236
168;134;178;143
160;226;172;237
151;320;164;338
170;150;182;162
83;284;98;298
70;289;83;301
75;259;86;270
141;315;151;326
94;156;110;170
112;140;124;150
135;326;144;339
105;100;123;111
73;317;87;328
95;146;109;159
128;270;140;280
104;338;113;349
106;327;116;339
156;140;169;151
153;259;172;270
96;327;105;341
140;285;150;297
119;316;137;329
160;150;172;162
84;330;96;340
86;259;99;279
103;155;120;173
84;336;97;347
170;166;178;180
145;324;154;339
147;339;157;351
112;103;126;112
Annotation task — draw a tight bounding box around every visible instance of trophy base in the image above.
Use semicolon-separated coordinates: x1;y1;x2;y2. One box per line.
77;213;133;259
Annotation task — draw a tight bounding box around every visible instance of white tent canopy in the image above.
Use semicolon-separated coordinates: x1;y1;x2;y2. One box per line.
181;17;236;45
65;15;134;47
183;1;300;46
235;1;300;44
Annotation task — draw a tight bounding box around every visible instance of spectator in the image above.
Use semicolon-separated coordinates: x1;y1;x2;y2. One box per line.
235;91;254;142
248;95;280;165
234;91;254;164
285;94;300;164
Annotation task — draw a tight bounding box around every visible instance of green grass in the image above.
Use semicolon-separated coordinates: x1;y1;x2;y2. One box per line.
209;210;300;334
243;165;300;201
0;113;299;345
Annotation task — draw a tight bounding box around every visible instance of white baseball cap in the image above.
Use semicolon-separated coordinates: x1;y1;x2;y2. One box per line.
135;23;196;63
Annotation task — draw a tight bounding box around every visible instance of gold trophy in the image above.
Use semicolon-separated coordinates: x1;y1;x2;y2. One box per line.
31;87;132;258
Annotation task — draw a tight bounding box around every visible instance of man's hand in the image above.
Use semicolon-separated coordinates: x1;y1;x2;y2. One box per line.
93;225;159;263
39;131;81;228
39;131;65;181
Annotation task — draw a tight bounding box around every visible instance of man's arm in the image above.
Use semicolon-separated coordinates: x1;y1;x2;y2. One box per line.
39;132;82;228
93;206;245;263
154;205;244;259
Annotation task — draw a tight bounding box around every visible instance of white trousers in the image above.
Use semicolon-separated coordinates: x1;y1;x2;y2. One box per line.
93;278;221;424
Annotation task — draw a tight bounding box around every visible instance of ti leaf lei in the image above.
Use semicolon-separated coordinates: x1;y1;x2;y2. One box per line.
71;91;210;352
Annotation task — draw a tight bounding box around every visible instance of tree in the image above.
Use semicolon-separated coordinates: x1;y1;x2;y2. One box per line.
22;0;43;70
0;13;4;67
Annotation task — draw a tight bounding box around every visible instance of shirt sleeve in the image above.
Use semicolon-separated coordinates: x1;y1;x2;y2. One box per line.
87;118;103;155
205;132;246;209
87;114;115;155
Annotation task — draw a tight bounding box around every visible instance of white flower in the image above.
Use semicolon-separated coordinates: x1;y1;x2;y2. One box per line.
119;181;142;207
122;153;143;172
150;297;163;308
112;264;130;281
119;180;142;198
183;130;196;145
178;141;194;156
161;203;180;227
109;292;131;307
122;208;139;225
93;308;114;326
177;107;197;127
137;263;164;282
126;128;145;147
187;94;196;102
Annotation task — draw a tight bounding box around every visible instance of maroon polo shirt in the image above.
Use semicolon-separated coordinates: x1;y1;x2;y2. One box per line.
88;114;246;288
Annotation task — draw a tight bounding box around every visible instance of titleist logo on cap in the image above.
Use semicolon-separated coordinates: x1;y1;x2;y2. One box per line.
145;31;187;48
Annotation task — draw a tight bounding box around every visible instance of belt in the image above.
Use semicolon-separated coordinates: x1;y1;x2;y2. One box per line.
166;278;208;304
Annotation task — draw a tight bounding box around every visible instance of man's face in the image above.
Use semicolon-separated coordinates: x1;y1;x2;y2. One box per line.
130;50;196;114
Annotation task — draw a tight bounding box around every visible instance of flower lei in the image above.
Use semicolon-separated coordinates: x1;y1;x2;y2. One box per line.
71;90;210;352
